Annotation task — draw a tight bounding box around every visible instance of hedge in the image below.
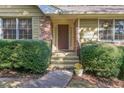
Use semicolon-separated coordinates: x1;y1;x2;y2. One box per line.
0;40;51;73
80;43;123;78
118;46;124;80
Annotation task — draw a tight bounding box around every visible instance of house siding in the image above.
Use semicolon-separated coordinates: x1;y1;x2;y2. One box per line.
0;5;42;17
0;5;46;40
30;15;60;43
80;19;98;43
32;17;40;39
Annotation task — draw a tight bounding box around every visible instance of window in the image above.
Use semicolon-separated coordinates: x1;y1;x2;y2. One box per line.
2;18;32;39
19;19;32;39
3;18;16;39
115;20;124;40
99;20;113;40
99;19;124;41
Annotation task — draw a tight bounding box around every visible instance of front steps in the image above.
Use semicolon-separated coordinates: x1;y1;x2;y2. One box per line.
50;51;79;69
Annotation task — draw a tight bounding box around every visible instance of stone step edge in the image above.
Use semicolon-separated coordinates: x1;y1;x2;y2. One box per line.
51;56;79;58
51;58;79;60
50;64;75;68
51;62;78;64
51;60;79;62
52;51;76;53
52;53;77;55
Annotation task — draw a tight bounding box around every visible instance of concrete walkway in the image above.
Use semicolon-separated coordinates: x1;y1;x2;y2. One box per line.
22;70;73;88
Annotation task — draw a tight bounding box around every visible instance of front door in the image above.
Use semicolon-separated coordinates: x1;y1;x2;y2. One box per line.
58;24;69;49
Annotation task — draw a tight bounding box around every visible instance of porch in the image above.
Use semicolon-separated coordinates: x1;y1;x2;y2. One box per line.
51;18;79;53
49;17;81;69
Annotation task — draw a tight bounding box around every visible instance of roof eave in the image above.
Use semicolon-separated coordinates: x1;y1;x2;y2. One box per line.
46;12;124;15
37;5;46;16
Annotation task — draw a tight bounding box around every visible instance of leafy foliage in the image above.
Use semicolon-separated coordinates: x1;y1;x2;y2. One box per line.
80;43;123;78
118;46;124;80
0;40;51;73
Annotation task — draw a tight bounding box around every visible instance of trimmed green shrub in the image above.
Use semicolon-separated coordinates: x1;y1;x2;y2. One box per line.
0;40;51;73
80;43;123;78
118;46;124;80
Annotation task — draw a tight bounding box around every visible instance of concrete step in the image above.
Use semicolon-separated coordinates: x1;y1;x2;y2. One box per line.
51;56;79;60
53;51;76;53
51;61;78;64
50;64;75;69
52;52;77;56
51;51;79;69
51;59;79;63
52;55;78;57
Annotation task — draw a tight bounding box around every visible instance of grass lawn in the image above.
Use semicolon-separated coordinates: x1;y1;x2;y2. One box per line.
0;69;45;88
67;74;124;88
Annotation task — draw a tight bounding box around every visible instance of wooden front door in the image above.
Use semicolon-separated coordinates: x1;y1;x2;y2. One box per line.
58;24;69;49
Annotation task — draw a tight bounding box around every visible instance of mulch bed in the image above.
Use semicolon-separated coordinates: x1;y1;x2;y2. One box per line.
1;69;124;88
0;69;45;88
67;74;124;88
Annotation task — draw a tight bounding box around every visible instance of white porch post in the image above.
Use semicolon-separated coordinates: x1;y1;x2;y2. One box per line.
77;18;81;47
16;18;19;40
0;18;3;39
113;19;115;41
98;19;100;41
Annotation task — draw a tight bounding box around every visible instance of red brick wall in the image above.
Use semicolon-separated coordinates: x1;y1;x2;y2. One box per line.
74;20;78;52
74;19;80;55
39;16;52;41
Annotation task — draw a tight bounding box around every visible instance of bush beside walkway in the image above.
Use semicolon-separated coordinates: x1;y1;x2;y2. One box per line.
80;43;124;79
0;40;51;73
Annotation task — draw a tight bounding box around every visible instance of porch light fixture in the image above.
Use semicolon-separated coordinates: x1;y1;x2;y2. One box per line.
103;22;109;28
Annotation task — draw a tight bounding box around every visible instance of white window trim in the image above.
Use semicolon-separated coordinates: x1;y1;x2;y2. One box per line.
98;19;124;42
